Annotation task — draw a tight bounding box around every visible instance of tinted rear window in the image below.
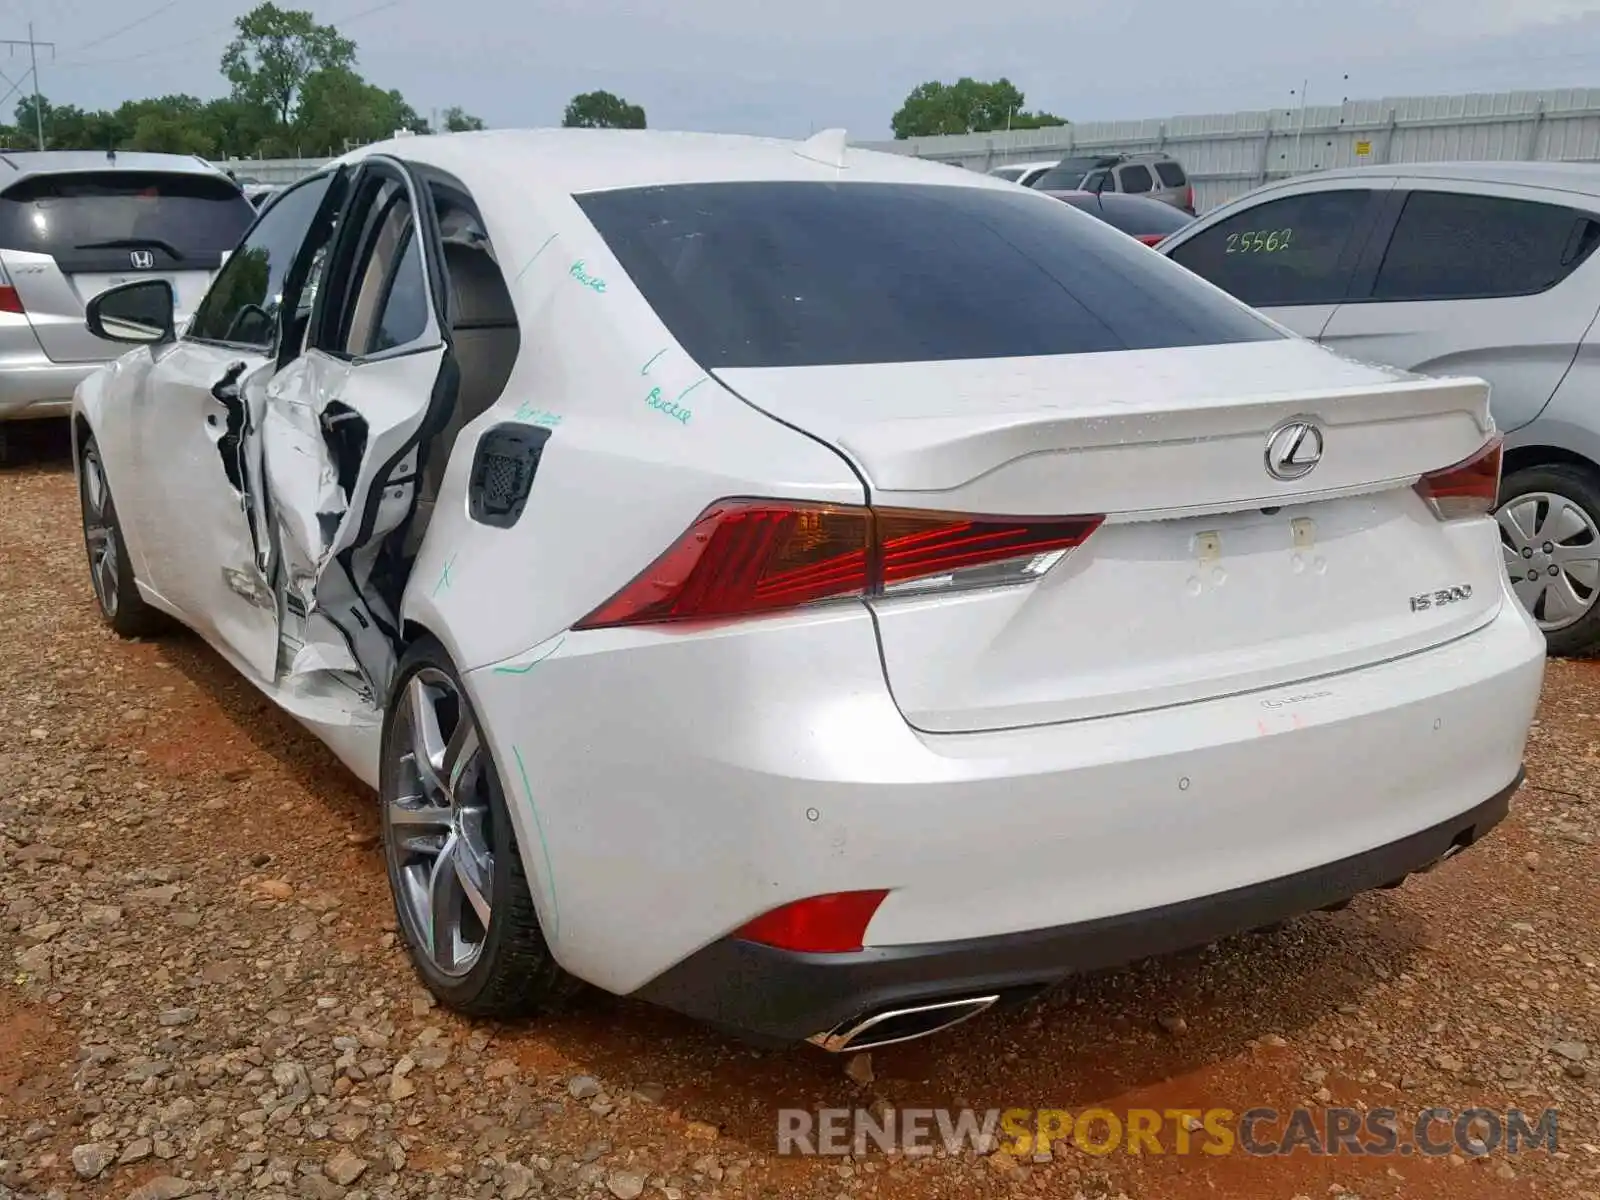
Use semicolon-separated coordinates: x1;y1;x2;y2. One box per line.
577;181;1278;369
1154;161;1187;187
1372;190;1600;302
0;170;255;271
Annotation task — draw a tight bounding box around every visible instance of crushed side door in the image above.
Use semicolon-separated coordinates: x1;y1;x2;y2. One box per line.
262;155;457;708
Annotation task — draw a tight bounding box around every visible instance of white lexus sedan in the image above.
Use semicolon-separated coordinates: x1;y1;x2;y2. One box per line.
70;128;1544;1053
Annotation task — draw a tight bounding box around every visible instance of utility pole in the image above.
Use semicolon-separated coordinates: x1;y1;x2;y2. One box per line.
0;25;55;151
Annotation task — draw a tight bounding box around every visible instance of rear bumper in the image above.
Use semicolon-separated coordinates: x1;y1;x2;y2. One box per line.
0;358;97;420
633;773;1519;1043
464;587;1543;1036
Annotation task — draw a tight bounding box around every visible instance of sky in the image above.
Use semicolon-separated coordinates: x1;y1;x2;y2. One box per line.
17;0;1600;141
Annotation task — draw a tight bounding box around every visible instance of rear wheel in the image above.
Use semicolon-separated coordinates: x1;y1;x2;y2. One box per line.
1497;463;1600;656
78;435;166;638
380;638;578;1017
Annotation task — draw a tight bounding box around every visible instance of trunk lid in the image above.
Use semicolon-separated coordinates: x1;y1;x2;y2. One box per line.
716;338;1504;731
0;167;255;363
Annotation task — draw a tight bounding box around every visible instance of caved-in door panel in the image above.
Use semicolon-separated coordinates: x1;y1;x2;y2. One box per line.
134;340;280;681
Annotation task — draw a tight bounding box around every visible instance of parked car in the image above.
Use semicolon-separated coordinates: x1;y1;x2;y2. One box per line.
1042;188;1194;244
1159;162;1600;655
0;150;256;460
1032;151;1195;213
987;161;1057;188
72;129;1540;1051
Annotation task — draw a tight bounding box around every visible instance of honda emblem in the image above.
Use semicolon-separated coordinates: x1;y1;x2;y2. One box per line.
129;250;154;270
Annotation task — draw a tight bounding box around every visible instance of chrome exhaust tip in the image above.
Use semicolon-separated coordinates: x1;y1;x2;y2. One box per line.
808;994;1001;1054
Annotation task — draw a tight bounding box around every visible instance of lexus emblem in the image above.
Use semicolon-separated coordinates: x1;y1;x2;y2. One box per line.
1264;418;1325;481
129;250;154;269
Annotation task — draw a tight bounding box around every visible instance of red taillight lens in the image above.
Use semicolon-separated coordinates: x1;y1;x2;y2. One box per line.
1184;185;1195;210
734;889;890;953
573;500;1104;630
573;500;871;628
1136;233;1165;246
1414;435;1503;519
0;285;25;314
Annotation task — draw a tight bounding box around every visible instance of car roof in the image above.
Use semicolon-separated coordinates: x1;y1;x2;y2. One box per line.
335;128;1020;196
1259;159;1600;198
0;149;229;184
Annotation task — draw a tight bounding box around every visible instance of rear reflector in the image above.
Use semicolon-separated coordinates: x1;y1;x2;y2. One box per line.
734;890;890;953
0;285;24;314
1415;435;1503;520
573;500;1104;629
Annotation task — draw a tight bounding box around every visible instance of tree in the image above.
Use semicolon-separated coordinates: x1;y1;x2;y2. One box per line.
890;78;1065;139
119;95;216;155
562;90;645;130
0;10;479;157
441;106;485;132
221;2;357;128
293;67;424;154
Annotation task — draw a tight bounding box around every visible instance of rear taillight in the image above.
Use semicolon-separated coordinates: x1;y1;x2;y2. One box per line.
734;890;890;953
1184;185;1194;211
0;285;25;314
573;499;1104;629
1414;435;1503;519
1136;233;1165;246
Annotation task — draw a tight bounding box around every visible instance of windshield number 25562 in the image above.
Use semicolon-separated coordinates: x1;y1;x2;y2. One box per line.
1410;584;1472;613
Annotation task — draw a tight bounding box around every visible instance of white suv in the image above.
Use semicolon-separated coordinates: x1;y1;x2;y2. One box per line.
1162;162;1600;655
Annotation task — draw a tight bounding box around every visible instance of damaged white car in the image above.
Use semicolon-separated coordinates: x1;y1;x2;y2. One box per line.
73;130;1543;1051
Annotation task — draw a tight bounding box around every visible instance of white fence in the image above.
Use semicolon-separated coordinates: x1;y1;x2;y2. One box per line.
857;88;1600;212
224;87;1600;213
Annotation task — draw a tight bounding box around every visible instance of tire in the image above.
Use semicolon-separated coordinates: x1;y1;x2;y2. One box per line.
77;434;167;638
1497;463;1600;657
380;636;578;1017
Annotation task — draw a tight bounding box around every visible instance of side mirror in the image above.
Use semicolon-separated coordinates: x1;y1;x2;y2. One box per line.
86;279;176;346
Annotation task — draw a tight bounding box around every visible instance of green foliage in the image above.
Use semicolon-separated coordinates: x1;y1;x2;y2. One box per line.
0;2;480;157
890;78;1066;139
221;3;356;127
442;106;485;133
562;90;646;130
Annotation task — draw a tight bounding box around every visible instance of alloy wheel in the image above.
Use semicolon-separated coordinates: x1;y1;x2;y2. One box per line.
80;447;120;620
1498;490;1600;632
384;668;495;977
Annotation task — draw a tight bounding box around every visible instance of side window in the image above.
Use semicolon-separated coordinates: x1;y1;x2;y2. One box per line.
1167;189;1375;307
339;187;431;356
1155;161;1187;188
188;173;334;348
1371;190;1600;302
1118;164;1154;194
1083;169;1111;193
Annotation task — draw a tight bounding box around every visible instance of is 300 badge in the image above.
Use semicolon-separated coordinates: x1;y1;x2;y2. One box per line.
1409;584;1472;613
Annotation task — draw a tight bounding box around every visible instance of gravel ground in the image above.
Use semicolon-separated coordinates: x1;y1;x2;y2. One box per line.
3;419;1600;1200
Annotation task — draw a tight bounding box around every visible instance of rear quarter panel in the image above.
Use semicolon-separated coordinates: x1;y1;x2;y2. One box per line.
399;185;864;675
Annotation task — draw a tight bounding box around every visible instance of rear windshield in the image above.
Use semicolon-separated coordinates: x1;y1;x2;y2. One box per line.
1032;157;1116;191
1154;161;1187;188
577;181;1278;369
1060;194;1195;236
0;170;255;271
